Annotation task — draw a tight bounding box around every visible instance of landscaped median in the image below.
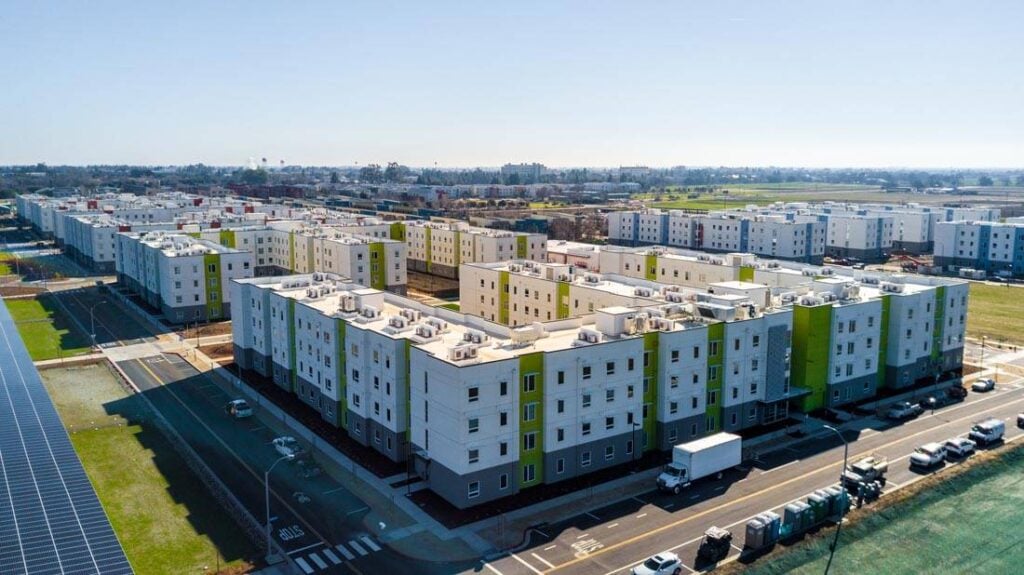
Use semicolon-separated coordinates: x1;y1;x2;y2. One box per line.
721;437;1024;575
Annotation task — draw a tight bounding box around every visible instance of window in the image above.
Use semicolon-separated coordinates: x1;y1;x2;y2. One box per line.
582;393;591;408
351;369;360;383
868;316;874;327
523;402;537;422
670;401;678;415
606;361;615;375
557;371;565;384
670;375;679;388
752;335;760;348
557;428;565;442
627;385;635;398
468;449;479;464
606;389;615;402
605;416;615;430
643;351;651;367
499;474;509;490
500;411;508;426
581;451;592;467
751;359;759;372
581;422;591;436
628;357;635;371
523;432;537;451
468;482;480;499
707;390;718;406
556;458;565;474
499;380;507;396
468;418;479;433
605;445;615;461
353;394;361;407
849;320;857;333
373;402;380;416
671;350;680;363
500;442;508;456
731;387;739;400
847;342;855;354
523;374;536;393
710;341;720;356
423;372;428;393
582;365;592;380
750;382;758;394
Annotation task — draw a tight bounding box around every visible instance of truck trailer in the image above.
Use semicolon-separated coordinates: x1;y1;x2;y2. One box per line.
657;432;742;494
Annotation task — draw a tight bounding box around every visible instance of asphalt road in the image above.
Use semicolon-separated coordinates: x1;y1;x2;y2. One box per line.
480;379;1024;575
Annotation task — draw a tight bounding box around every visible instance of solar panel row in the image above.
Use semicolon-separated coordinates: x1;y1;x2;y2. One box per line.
0;302;133;575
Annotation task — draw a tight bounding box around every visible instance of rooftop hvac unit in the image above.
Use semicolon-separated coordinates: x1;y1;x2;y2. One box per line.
313;272;323;281
634;287;653;297
307;288;317;298
881;282;904;293
820;268;835;276
710;258;723;265
861;276;880;285
585;274;600;284
800;295;824;306
698;254;710;261
426;317;448;332
448;347;467;361
388;316;407;329
463;329;488;344
801;268;816;276
557;274;571;282
578;329;601;344
665;291;685;303
415;324;437;339
768;262;781;269
359;305;380;319
509;264;521;272
400;308;422;322
338;295;357;312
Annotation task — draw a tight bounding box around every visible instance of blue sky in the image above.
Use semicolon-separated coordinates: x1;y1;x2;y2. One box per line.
2;1;1022;168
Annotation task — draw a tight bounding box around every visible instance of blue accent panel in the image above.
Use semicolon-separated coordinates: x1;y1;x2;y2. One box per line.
805;223;814;262
660;213;670;245
631;212;640;243
977;225;991;271
739;219;750;252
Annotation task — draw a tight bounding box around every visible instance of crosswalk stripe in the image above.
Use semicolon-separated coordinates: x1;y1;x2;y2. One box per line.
309;553;328;569
335;543;355;560
295;557;315;574
360;536;381;552
349;540;368;556
322;549;341;565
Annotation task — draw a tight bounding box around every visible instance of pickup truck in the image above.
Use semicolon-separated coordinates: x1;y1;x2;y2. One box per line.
885;401;923;421
841;455;888;487
909;443;946;468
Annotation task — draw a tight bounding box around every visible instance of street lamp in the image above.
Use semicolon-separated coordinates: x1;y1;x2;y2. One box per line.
631;420;640;469
822;425;849;575
265;454;294;563
89;300;107;348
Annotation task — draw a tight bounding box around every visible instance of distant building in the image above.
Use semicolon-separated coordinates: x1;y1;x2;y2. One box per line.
500;163;546;183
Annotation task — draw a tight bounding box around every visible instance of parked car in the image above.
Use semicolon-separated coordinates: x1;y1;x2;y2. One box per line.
946;385;968;401
852;263;866;270
943;437;976;459
886;401;923;421
1018;413;1024;428
224;399;253;419
272;436;303;458
969;418;1005;447
971;378;996;392
632;552;683;575
910;443;947;468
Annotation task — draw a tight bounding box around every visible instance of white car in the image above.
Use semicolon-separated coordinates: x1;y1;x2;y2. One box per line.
971;378;995;392
909;443;946;468
224;399;253;419
943;437;976;459
272;436;303;458
632;552;683;575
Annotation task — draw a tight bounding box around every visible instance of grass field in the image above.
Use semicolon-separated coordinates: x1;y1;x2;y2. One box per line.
0;251;13;275
436;302;461;311
734;442;1024;575
4;295;92;360
966;283;1024;345
41;364;258;575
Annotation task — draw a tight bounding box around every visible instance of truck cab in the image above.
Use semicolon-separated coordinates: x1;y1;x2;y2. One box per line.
657;463;690;494
969;418;1005;446
841;455;888;487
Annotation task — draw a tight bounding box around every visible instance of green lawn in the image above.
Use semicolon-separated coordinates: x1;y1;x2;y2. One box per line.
5;296;92;360
735;442;1024;575
0;251;12;275
966;283;1024;345
436;302;461;311
41;364;258;575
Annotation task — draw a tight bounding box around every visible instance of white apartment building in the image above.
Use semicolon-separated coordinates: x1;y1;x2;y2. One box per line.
934;220;1024;277
546;240;601;271
398;221;546;279
116;232;253;322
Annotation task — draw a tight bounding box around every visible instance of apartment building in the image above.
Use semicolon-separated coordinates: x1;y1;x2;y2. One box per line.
546;240;601;271
933;221;1024;277
606;210;826;263
116;232;253;322
231;272;798;508
397;221;546;279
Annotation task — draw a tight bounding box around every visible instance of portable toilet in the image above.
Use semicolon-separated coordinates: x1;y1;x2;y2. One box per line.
757;511;781;545
806;492;828;524
745;517;767;550
784;501;810;534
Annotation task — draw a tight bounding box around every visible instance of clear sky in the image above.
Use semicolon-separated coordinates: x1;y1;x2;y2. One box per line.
2;1;1022;168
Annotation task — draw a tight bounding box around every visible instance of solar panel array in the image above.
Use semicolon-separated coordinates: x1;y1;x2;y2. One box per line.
0;302;133;575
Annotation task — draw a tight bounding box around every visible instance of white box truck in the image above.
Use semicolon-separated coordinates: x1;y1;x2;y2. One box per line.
657;432;742;494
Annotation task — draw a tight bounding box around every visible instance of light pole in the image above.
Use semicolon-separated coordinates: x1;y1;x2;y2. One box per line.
89;300;107;348
631;420;640;470
980;336;987;380
265;453;294;563
823;425;849;575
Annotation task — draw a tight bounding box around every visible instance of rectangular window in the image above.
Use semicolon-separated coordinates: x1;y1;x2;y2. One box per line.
499;380;507;396
468;418;479;433
606;361;615;375
581;422;591;436
581;451;591;467
523;402;537;422
468;482;480;499
752;335;760;348
670;401;678;415
556;458;565;474
468;449;479;464
523;374;536;392
605;445;615;461
710;341;720;356
582;393;591;408
643;351;651;367
499;474;509;490
500;442;508;456
605;416;615;430
557;428;565;442
582;365;592;380
468;387;479;402
671;349;680;362
557;371;565;384
500;411;508;426
523;432;537;451
606;389;615;402
670;375;679;388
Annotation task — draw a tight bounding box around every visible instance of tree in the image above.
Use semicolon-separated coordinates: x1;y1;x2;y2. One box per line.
384;162;403;182
234;168;268;185
358;164;383;183
330;172;340;184
978;175;994;187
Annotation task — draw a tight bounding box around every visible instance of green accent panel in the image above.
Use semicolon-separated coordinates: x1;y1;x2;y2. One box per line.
877;295;890;389
424;227;432;273
389;222;406;242
519;353;544;488
288;231;296;272
202;253;223;319
287;299;296;392
516;235;528;259
499;270;510;325
705;322;725;432
187;231;201;239
642;332;659;451
739;266;755;282
556;281;571;319
369;242;386;290
336;318;348;429
453;231;462;268
218;230;236;248
791;304;833;411
645;253;658;280
931;286;945;362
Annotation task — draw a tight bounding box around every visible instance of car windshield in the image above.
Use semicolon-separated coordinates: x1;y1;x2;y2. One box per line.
643;558;662;570
662;465;681;477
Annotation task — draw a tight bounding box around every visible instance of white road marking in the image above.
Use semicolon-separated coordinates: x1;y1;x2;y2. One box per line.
360;536;381;552
531;552;556;569
483;561;504;575
309;552;327;569
322;486;347;496
287;542;322;555
348;540;368;556
510;552;544;575
576;533;590;539
606;523;619;529
636;513;647;519
334;543;355;560
760;459;800;475
322;548;341;565
544;545;557;551
294;557;314;574
346;506;370;515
